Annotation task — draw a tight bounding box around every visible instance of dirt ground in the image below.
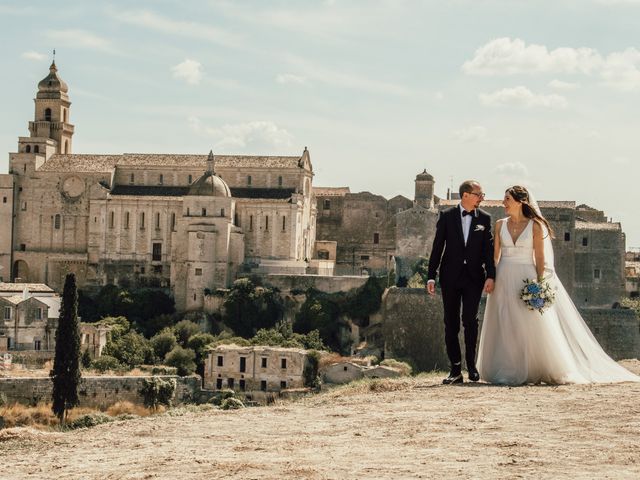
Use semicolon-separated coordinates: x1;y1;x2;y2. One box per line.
1;360;639;480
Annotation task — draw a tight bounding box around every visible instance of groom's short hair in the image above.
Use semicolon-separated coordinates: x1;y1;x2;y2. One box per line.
459;180;480;198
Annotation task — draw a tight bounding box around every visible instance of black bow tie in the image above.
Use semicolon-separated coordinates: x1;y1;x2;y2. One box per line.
462;210;474;217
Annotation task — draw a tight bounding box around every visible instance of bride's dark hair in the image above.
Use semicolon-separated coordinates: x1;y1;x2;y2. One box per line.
506;185;555;239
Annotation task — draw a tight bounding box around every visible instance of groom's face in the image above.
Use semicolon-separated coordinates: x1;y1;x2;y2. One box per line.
463;184;485;210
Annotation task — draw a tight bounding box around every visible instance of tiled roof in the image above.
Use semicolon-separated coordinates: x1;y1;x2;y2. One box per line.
575;221;622;231
110;185;295;199
208;343;308;354
313;187;351;196
38;153;305;173
0;282;55;293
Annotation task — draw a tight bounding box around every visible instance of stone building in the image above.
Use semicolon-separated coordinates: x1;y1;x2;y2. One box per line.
625;250;640;298
204;344;309;392
0;294;56;351
0;63;318;311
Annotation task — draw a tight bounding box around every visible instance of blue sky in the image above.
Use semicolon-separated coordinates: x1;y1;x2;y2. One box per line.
1;0;640;246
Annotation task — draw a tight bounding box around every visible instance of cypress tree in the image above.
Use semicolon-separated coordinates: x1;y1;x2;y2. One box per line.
50;273;81;424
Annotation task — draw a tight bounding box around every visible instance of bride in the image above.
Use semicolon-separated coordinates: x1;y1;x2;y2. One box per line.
477;185;639;385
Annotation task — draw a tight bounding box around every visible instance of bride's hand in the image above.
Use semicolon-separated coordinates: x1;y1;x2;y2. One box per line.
483;278;495;294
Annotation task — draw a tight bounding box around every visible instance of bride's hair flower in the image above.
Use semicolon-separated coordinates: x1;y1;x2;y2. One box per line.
521;278;556;314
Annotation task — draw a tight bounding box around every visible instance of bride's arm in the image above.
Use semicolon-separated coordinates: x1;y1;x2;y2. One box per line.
494;220;502;265
532;221;545;281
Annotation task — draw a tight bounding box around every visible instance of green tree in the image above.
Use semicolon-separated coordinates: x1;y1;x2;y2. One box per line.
173;319;201;347
164;346;196;376
187;333;216;376
50;273;82;424
102;331;153;368
150;329;178;361
294;290;345;352
222;279;283;337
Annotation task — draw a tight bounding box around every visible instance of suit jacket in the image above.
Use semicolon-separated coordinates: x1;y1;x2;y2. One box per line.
427;206;496;287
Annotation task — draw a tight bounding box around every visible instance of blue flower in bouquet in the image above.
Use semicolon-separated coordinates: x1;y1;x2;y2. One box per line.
520;278;556;314
526;283;541;294
532;298;545;309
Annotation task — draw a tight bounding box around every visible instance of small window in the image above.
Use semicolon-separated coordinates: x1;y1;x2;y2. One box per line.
21;202;27;211
140;212;145;229
239;357;246;373
3;197;6;204
202;208;206;217
35;308;42;320
20;243;26;251
247;175;252;186
195;268;202;276
220;208;225;217
152;243;162;261
234;213;239;227
171;212;176;231
582;237;588;246
373;233;380;244
155;212;161;229
564;232;570;242
227;378;234;389
140;266;145;274
261;357;267;368
260;380;267;391
249;215;253;231
281;358;287;369
159;174;164;185
188;174;193;184
216;378;223;389
63;108;68;123
4;307;11;320
282;216;286;231
109;211;115;229
361;255;370;260
278;176;283;187
265;216;269;231
153;265;163;274
25;145;31;153
34;145;39;154
44;108;52;121
34;340;41;351
54;214;61;230
130;173;134;184
280;381;287;389
124;211;130;229
594;269;601;279
239;379;246;391
323;199;331;210
217;355;224;367
318;250;330;260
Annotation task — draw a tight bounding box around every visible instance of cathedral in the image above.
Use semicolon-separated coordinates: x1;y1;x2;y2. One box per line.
0;63;317;310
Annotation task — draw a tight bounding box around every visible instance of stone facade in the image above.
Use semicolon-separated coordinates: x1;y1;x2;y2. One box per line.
204;344;308;392
0;296;55;351
625;250;640;298
1;64;317;312
0;375;200;408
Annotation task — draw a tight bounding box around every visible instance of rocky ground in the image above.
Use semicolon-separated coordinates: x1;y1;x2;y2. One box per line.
1;360;639;480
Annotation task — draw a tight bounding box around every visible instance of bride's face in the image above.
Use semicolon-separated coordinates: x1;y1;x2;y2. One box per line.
503;192;522;216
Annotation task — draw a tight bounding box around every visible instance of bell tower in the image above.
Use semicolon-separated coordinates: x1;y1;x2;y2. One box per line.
27;59;74;154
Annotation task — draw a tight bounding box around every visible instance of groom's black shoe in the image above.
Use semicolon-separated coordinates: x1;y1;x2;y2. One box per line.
467;367;480;382
442;369;463;384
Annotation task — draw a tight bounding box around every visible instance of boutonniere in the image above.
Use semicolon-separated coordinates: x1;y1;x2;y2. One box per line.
474;225;485;232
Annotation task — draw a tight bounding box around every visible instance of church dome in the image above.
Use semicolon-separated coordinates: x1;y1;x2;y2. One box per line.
37;62;69;95
416;169;434;181
188;171;231;197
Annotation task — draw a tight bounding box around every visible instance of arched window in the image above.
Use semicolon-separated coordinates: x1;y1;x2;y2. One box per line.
33;145;39;154
54;214;61;230
25;145;31;153
44;108;52;121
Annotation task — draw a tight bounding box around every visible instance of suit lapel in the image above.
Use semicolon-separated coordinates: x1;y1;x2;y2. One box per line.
453;208;465;248
467;214;479;248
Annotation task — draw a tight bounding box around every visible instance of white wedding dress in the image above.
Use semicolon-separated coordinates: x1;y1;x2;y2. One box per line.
477;219;639;385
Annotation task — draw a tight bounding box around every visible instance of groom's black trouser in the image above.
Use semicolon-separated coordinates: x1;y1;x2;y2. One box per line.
441;278;483;370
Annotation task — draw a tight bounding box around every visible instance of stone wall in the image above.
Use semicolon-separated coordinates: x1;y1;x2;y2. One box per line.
0;375;201;408
578;308;640;360
261;273;369;294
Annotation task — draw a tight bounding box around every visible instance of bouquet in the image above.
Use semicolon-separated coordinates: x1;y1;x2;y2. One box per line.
520;278;556;314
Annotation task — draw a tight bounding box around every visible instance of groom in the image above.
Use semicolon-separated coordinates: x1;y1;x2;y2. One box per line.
427;180;495;384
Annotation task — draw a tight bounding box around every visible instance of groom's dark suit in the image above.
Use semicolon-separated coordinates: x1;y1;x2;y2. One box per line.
427;206;495;373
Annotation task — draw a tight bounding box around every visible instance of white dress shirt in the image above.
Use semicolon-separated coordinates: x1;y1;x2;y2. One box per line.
459;204;472;245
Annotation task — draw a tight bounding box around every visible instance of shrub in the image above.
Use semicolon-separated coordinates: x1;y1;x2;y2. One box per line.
220;397;244;410
222;279;283;338
150;329;178;361
67;413;112;430
187;333;216;376
139;377;176;410
103;331;153;368
80;349;92;369
303;350;321;389
91;355;124;373
164;346;196;376
0;392;7;407
173;320;201;347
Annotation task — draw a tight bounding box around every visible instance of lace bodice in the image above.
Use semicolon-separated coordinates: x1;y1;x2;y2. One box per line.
500;219;534;264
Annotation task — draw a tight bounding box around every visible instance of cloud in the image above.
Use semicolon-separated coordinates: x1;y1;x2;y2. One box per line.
172;59;203;85
479;86;568;109
44;29;119;55
453;126;488;143
276;73;307;85
599;48;640;91
188;117;294;151
21;51;47;61
548;79;580;90
495;162;531;185
110;9;244;50
463;38;601;76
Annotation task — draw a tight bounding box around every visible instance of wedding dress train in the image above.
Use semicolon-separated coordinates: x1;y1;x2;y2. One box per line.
477;220;639;385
